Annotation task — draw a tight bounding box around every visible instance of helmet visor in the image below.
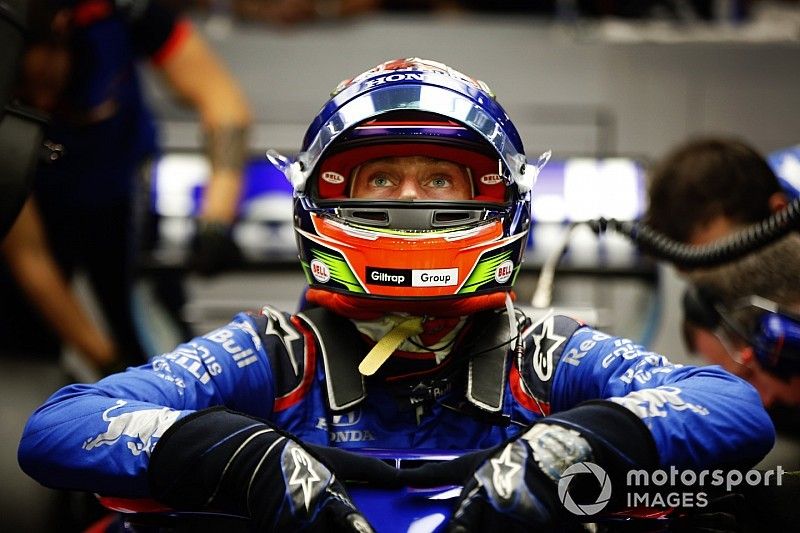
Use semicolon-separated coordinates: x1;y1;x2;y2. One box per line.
316;144;507;204
296;80;529;192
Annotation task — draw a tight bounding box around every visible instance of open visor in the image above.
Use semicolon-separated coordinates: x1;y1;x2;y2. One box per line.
315;142;508;203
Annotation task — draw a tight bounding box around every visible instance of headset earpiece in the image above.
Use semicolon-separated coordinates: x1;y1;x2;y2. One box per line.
681;285;722;331
682;283;800;376
752;312;800;375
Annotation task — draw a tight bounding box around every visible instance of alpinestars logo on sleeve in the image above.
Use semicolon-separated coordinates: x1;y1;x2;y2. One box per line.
530;315;566;382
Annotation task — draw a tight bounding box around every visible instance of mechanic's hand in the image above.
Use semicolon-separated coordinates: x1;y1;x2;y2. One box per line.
189;220;242;276
447;423;593;532
149;408;373;532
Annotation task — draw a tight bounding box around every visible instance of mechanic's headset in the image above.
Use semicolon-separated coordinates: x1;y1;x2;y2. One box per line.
682;284;800;375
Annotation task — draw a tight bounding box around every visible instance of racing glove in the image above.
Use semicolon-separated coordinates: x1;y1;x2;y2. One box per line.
148;407;373;532
448;400;659;532
190;220;243;276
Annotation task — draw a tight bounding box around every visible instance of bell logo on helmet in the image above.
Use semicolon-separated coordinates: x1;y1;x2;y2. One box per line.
310;259;331;283
321;171;345;184
480;174;504;185
494;260;514;284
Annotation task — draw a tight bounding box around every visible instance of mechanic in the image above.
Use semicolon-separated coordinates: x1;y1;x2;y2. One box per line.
646;137;800;409
19;59;774;531
0;0;251;372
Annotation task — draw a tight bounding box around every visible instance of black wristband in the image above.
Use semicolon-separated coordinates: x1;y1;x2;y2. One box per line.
148;407;275;512
546;400;660;478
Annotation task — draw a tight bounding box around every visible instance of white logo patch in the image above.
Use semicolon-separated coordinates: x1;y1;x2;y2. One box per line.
310;259;331;283
494;260;514;283
321;171;345;184
530;315;567;382
480;174;504;185
611;386;710;419
82;400;181;456
490;444;522;500
411;268;458;287
287;445;322;511
263;306;302;375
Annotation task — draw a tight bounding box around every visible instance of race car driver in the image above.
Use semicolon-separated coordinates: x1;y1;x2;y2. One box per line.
18;58;775;531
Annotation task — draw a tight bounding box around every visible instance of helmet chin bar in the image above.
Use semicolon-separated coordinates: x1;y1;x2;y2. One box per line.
332;200;502;231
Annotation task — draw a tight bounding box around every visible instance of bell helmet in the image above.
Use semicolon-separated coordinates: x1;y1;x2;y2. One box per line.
270;58;547;318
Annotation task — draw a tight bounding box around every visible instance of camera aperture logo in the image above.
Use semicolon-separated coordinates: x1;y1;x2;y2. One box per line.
557;461;612;515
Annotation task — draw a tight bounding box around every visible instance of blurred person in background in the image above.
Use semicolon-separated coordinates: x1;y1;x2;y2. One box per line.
680;254;800;409
646;134;800;532
0;0;252;376
646;137;789;247
645;137;800;430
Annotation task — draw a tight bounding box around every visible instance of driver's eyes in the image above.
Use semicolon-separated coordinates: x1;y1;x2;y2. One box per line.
370;174;393;187
429;176;451;188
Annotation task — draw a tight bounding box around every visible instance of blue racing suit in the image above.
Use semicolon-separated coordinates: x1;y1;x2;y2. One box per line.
18;306;774;499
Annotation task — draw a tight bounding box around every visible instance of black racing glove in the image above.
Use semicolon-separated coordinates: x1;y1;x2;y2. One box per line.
148;407;373;532
190;220;243;276
448;401;659;532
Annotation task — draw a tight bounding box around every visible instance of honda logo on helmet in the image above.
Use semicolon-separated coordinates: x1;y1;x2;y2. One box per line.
363;72;425;89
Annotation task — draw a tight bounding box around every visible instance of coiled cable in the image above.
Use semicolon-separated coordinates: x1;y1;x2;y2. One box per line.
590;196;800;268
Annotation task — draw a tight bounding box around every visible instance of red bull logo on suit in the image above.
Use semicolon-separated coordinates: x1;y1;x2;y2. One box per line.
82;400;181;457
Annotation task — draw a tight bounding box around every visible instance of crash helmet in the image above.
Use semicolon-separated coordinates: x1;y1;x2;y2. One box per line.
270;58;546;318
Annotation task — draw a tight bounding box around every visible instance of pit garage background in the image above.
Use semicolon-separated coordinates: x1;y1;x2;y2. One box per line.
4;5;800;530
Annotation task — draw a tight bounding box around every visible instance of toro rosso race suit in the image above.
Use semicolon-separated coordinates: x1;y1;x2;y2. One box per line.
19;306;774;499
